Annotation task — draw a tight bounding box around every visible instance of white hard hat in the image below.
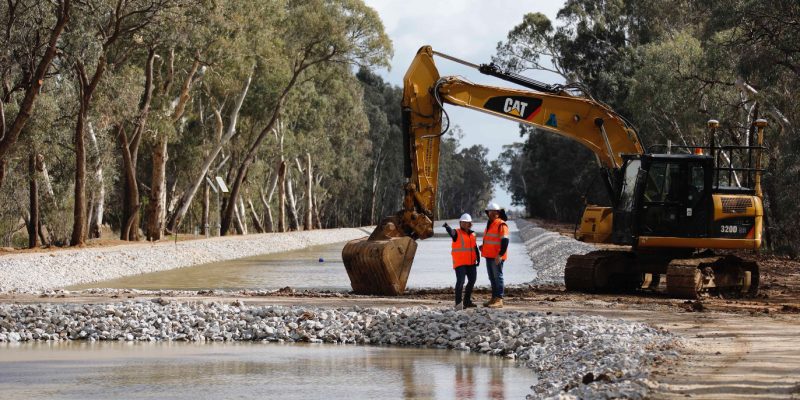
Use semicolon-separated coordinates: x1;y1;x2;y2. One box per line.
485;202;502;211
459;213;472;222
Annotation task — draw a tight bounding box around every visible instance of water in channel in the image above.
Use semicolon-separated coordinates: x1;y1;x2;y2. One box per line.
1;342;535;399
70;221;534;292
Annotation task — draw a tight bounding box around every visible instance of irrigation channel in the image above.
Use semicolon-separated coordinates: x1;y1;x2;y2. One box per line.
69;221;534;292
0;342;534;399
8;221;541;399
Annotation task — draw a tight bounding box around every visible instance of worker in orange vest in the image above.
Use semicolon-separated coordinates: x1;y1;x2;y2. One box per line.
443;213;480;310
481;202;509;308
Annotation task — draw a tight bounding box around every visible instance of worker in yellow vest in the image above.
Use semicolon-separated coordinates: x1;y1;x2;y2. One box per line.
443;213;480;310
481;202;509;308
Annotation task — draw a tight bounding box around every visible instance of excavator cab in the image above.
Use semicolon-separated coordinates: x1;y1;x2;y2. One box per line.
611;154;715;245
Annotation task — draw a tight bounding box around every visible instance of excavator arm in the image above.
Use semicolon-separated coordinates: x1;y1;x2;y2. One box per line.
399;45;643;240
342;45;644;295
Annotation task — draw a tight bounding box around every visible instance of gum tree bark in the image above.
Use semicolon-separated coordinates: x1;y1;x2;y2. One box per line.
27;153;40;248
200;182;210;235
88;124;105;238
285;168;300;231
277;161;286;233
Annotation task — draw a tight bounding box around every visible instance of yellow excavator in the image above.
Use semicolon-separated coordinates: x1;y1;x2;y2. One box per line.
342;45;766;299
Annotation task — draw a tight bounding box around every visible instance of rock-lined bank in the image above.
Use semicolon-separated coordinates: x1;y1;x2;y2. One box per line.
0;228;371;293
515;219;595;285
0;301;679;400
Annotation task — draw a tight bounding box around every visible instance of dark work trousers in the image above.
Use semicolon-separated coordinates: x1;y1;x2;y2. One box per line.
454;265;477;305
485;257;505;298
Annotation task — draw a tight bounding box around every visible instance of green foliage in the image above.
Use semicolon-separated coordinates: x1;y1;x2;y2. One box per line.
495;0;800;255
0;0;394;246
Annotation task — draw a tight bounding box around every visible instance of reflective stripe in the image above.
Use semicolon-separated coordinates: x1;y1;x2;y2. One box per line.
451;229;477;268
481;219;508;261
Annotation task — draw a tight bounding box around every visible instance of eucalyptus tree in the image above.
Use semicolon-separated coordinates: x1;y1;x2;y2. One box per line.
218;0;391;235
61;0;187;245
164;0;277;235
0;0;71;189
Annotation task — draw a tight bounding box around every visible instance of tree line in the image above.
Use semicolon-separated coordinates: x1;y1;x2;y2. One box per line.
495;0;800;256
0;0;496;248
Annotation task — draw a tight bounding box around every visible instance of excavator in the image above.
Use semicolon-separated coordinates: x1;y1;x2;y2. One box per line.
342;45;766;299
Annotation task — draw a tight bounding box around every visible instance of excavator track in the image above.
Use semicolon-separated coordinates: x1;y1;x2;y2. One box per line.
665;255;760;299
564;251;638;293
665;262;704;299
566;251;760;299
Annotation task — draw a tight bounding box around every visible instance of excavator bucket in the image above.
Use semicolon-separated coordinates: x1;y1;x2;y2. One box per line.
342;236;417;296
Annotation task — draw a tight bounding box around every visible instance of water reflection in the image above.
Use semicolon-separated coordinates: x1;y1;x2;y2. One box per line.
69;221;534;292
0;342;534;399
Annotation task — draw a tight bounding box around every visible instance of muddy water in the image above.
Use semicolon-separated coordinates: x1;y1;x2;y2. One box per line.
0;342;535;399
70;221;534;292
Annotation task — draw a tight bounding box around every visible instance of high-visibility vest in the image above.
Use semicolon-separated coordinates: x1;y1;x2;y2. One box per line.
451;229;477;268
481;219;508;260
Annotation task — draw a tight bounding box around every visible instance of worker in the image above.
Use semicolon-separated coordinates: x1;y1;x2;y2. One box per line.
481;202;509;308
443;213;480;309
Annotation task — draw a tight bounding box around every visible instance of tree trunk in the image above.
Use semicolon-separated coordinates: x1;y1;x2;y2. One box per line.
233;200;245;235
238;196;248;235
201;181;210;235
259;188;274;233
88;124;105;239
70;100;88;246
313;190;323;229
28;153;40;248
119;125;140;241
70;54;106;247
278;161;286;233
305;153;313;230
248;198;264;233
286;168;300;231
37;218;48;247
146;135;168;240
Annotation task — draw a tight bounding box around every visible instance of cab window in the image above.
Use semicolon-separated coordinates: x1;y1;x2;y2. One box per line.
644;162;681;203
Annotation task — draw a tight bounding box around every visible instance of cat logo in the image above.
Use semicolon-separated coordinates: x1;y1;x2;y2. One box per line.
483;96;543;121
503;98;528;117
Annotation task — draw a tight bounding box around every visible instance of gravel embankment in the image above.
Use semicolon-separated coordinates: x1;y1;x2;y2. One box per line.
0;228;371;293
515;219;596;285
0;301;679;400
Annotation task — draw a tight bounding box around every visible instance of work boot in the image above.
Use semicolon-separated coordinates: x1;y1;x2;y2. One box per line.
487;298;504;309
483;297;496;307
463;301;477;309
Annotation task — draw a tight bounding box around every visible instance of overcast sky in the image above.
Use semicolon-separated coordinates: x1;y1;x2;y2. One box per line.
363;0;566;209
